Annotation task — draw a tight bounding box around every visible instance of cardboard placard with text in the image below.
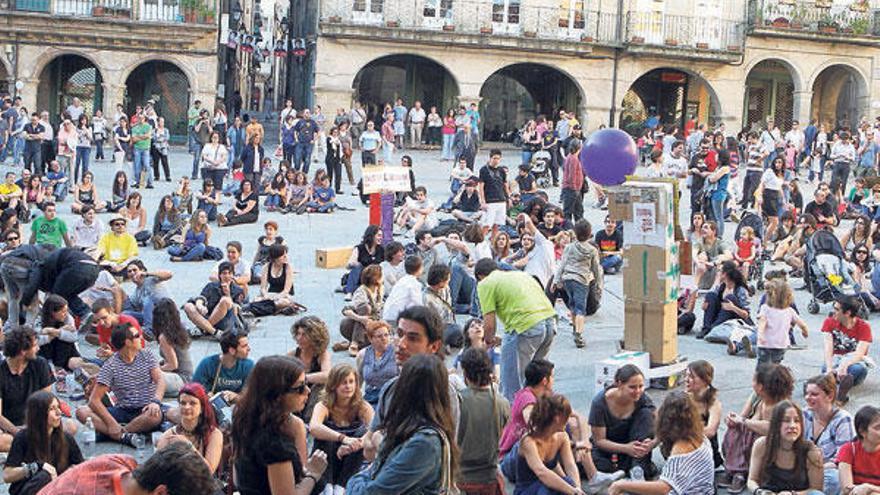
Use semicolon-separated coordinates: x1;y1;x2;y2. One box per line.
361;166;412;194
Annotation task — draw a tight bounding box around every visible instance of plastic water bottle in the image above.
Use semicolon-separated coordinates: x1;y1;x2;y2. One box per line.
83;418;96;459
630;466;645;481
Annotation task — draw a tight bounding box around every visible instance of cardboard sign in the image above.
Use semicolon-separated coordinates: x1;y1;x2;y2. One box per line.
362;166;412;194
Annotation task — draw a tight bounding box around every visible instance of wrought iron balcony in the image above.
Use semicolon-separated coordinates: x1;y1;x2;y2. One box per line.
749;0;880;38
624;11;745;52
4;0;217;24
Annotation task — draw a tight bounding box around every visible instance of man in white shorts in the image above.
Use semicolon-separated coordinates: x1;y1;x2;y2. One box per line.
479;149;510;238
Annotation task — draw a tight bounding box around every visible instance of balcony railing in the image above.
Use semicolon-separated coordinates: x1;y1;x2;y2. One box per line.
625;11;745;51
750;0;880;37
5;0;216;23
323;0;620;44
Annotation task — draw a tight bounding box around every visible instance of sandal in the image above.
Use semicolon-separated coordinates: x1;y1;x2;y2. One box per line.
348;343;359;357
332;341;350;352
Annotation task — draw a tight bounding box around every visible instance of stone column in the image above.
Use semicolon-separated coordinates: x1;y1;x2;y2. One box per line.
314;87;355;115
793;89;813;126
104;83;126;116
19;78;38;113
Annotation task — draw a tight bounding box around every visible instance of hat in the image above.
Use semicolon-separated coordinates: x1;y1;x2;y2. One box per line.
109;214;128;225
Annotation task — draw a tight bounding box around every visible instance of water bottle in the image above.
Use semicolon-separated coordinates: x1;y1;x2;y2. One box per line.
630;466;645;481
132;434;147;462
83;417;96;459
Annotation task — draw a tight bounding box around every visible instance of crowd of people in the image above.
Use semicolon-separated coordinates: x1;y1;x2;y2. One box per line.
0;88;877;495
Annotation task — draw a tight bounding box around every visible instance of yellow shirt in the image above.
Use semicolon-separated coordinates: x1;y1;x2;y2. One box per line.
97;232;138;264
0;183;22;196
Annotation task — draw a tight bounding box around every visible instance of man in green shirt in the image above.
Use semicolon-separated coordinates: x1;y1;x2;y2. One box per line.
130;116;153;189
475;258;557;401
29;202;71;248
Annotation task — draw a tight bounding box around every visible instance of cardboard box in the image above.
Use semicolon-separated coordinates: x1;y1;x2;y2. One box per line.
608;182;675;242
643;301;678;365
679;240;693;276
624;300;645;352
594;351;651;397
315;247;353;269
622;244;681;304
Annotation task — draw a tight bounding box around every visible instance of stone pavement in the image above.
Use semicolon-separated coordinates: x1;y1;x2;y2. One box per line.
1;136;877;492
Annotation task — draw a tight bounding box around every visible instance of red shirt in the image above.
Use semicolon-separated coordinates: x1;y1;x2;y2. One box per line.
96;314;145;350
836;440;880;486
37;454;136;495
736;239;754;260
561;154;584;192
821;317;872;355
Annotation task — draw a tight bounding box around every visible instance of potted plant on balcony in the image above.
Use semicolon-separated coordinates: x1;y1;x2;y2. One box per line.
818;13;838;33
480;24;492;34
91;3;105;15
630;35;644;43
442;23;454;31
580;33;594;42
851;17;870;35
327;15;341;22
180;0;201;22
789;6;805;29
664;38;678;46
850;0;869;13
385;19;399;27
815;0;832;8
771;16;790;28
523;30;537;38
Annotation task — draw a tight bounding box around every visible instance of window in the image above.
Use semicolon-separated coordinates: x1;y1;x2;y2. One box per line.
492;0;519;25
423;0;452;23
353;0;382;22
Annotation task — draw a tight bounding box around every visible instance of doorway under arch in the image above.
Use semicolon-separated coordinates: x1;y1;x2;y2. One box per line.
352;54;460;125
620;68;721;137
744;59;797;132
478;63;583;141
36;54;103;123
125;60;192;140
811;64;868;131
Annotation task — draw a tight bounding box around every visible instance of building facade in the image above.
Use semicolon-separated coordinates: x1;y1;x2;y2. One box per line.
305;0;880;135
0;0;219;138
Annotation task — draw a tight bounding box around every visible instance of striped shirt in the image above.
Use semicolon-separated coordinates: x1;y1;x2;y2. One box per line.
660;438;716;495
97;350;158;409
746;143;763;172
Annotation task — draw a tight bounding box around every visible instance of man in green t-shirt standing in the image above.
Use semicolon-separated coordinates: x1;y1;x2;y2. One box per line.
29;202;71;248
130;115;153;189
475;258;557;401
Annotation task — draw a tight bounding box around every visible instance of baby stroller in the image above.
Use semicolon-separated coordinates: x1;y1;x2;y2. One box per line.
804;228;863;314
530;150;553;189
734;211;766;289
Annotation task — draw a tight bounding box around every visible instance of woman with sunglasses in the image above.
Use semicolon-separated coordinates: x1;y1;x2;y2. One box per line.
232;356;328;495
842;215;873;255
850;243;880;311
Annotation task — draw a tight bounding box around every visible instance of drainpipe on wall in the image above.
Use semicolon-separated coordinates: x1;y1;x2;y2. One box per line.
608;0;624;128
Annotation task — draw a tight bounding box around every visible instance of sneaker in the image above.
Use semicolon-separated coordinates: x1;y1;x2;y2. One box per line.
728;473;747;493
146;184;154;189
788;342;808;350
120;432;145;449
187;327;203;338
727;340;738;355
742;336;756;358
344;293;352;302
573;333;585;349
217;213;228;226
585;470;624;494
715;471;732;488
211;330;224;340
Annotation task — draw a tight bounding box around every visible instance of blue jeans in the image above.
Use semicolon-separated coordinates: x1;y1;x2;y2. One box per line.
345;264;363;294
191;143;203;178
168;242;206;261
500;317;556;401
198;201;217;221
442;134;454;159
448;261;476;314
294;142;314;173
562;279;588;316
75;146;90;183
710;196;725;238
306;201;335;213
265;194;283;209
50;181;68;201
600;255;623;274
521;150;533;166
12;136;24;165
123;296;158;338
823;357;869;386
382;142;394;164
132;148;153;186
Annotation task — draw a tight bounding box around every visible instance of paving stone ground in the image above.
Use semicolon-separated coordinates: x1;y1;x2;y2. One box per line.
1;122;876;493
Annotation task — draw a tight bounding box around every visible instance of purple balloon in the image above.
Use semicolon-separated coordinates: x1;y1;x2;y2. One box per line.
578;128;639;186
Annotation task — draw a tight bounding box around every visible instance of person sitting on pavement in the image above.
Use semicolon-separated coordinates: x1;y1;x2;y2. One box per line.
191;331;254;405
450;177;483;224
379;240;405;294
287;316;332;423
554;219;603;349
247;243;299;316
29;202;71;248
248;220;285;284
0;172;23;213
836;405;880;495
822;295;873;404
780;213;818;278
36;294;87;372
70;171;106;214
95;214;138;278
149;195;182;249
506;213;556;290
595;215;623;275
152;298;193;398
337;264;384;356
341;225;384;298
122;192;150;247
355;322;397;410
91;297;145;360
802;373;855;495
1;391;83;495
719;363;795;493
699;260;752;339
70;205;103;254
694;220;733;290
75;322;165;448
195;178;222;222
805;187;839;228
0;327;59;453
167;209;211;262
155;383;223;474
37;442;217;495
395;186;437;236
183;261;245;339
382;255;424;326
120;260;171;339
210;240;251;299
424;263;464;348
589;364;658;479
218;178;259;226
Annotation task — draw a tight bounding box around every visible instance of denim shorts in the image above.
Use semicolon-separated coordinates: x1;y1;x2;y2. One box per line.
563;279;588;316
107;405;144;424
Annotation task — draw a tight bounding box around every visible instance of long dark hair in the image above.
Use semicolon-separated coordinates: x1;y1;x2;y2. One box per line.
760;401;818;483
721;260;747;289
655;391;702;457
361;225;381;247
40;294;68;328
113;170;129;198
25;391;70;472
528;394;572;436
152;298;190;349
232;356;305;460
687;360;718;410
379;354;458;482
156;194;178;224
